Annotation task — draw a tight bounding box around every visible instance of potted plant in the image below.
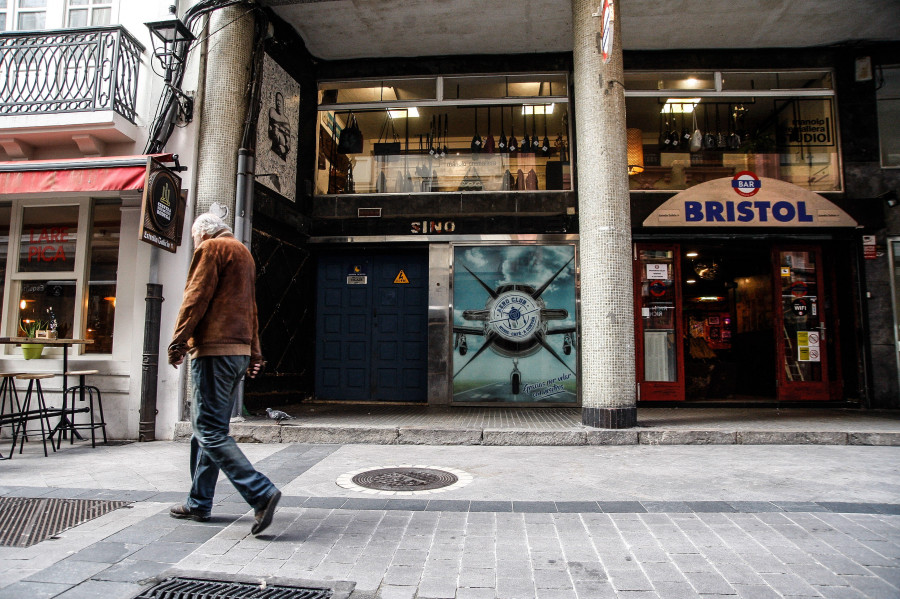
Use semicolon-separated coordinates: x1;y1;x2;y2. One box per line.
20;319;48;359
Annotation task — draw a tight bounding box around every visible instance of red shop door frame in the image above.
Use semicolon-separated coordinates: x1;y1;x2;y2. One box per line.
634;243;685;401
772;244;843;401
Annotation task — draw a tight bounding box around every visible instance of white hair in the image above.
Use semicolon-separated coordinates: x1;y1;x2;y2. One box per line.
191;213;231;238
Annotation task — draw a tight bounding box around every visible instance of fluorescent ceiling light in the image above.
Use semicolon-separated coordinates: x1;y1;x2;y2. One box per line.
522;104;554;115
388;107;419;118
661;98;700;114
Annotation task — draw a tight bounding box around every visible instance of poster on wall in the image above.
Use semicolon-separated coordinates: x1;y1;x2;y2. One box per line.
452;245;577;404
255;54;300;202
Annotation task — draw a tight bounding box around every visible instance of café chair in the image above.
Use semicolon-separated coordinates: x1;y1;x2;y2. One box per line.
0;372;23;459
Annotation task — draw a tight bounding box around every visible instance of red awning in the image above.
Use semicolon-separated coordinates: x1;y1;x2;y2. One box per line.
0;154;174;195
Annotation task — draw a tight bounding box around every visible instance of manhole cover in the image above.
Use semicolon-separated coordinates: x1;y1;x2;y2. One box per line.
0;497;128;547
337;465;472;495
352;467;458;491
132;577;332;599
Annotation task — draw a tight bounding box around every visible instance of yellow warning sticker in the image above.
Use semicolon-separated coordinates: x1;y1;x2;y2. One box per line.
394;270;409;284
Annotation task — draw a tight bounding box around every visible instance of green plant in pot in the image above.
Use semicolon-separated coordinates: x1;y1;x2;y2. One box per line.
20;319;47;359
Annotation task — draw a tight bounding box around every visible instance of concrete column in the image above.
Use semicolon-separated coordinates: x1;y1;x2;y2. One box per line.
194;5;255;224
572;0;636;428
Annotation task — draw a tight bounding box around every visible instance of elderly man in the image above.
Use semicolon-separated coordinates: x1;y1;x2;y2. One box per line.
167;213;281;535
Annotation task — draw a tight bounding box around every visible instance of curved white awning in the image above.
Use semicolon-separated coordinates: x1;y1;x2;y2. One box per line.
643;176;856;228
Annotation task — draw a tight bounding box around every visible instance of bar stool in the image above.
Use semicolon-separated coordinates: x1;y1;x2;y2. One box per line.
61;370;106;448
14;373;57;457
0;372;23;460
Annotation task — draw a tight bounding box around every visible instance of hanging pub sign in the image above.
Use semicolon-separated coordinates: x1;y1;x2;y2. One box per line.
643;175;857;228
139;158;185;252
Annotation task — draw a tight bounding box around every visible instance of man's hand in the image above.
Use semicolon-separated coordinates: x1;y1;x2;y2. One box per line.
168;342;187;368
248;358;266;379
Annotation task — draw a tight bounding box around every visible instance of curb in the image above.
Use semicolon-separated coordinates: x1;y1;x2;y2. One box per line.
172;422;900;446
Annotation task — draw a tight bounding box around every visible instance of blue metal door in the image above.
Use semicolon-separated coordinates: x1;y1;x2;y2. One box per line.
315;252;428;401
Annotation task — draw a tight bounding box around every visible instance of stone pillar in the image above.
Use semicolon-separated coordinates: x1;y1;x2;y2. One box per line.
572;0;636;428
194;5;255;224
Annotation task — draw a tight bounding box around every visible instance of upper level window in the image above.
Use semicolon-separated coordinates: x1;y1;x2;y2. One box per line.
316;74;572;195
14;0;45;30
876;65;900;168
67;0;112;28
624;70;841;192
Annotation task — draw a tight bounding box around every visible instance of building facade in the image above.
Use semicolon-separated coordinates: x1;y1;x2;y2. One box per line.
1;1;898;441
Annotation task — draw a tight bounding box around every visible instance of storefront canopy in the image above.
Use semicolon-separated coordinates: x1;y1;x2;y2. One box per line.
643;176;857;228
0;154;174;195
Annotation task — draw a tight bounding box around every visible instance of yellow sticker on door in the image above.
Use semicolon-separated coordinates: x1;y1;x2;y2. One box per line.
394;270;410;284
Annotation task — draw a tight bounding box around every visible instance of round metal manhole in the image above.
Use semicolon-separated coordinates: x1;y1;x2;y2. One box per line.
352;467;458;491
337;465;473;495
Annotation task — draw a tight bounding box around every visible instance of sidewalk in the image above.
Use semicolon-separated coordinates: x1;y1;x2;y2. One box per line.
0;410;898;599
175;405;900;446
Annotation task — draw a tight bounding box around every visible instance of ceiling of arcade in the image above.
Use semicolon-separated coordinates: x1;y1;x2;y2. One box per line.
260;0;900;61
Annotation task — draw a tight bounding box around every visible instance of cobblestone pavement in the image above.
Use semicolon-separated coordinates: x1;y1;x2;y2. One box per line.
0;438;897;598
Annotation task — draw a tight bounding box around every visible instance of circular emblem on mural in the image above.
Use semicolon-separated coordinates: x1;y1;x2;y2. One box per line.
731;170;761;197
488;290;541;342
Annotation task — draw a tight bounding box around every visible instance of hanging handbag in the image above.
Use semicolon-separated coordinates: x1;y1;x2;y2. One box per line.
337;112;363;154
458;166;484;192
690;110;703;152
373;112;401;155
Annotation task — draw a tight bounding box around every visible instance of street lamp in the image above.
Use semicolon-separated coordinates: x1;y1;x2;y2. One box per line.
145;17;195;84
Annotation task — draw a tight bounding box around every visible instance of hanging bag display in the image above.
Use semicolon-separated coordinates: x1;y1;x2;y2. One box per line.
499;108;508;152
702;105;717;150
471;108;482;153
690;109;703;152
373;112;401;155
457;166;484;191
484;107;496;153
337;111;363;154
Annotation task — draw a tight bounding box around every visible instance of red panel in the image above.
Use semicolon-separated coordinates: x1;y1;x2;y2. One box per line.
0;154;173;194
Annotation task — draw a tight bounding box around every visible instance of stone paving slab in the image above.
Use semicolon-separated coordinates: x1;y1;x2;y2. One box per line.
0;440;897;598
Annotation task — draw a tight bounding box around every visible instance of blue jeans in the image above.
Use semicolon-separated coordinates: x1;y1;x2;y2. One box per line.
186;355;276;515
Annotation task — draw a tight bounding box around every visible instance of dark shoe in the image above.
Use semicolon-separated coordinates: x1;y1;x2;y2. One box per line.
251;490;281;535
169;504;210;522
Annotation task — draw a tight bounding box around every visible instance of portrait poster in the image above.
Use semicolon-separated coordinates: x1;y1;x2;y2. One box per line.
255;54;300;202
452;244;577;404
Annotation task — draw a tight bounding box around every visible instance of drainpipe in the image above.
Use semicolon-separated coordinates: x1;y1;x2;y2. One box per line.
231;148;255;417
139;250;164;441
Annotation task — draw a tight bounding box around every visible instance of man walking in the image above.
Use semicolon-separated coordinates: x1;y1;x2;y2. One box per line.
167;213;281;535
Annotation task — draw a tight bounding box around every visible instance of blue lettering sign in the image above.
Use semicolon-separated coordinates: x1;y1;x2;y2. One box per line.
737;201;754;222
772;201;795;222
685;201;703;222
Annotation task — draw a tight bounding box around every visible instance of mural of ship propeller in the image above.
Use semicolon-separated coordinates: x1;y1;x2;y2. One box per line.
453;256;576;380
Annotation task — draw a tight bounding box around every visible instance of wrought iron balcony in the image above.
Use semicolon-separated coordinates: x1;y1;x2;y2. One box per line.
0;26;144;123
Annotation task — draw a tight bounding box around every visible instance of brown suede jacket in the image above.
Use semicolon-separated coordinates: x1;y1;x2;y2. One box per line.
170;230;262;360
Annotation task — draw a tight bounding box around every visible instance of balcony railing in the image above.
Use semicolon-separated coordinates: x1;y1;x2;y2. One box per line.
0;26;144;123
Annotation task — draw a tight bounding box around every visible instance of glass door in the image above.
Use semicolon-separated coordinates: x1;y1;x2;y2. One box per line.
634;244;684;401
773;245;832;401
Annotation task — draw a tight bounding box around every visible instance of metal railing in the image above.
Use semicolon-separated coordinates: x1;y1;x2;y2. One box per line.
0;26;144;123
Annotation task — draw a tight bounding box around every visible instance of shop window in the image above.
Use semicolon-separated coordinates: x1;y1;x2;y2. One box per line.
84;203;119;353
626;70;841;192
317;74;571;195
877;65;900;168
4;199;120;354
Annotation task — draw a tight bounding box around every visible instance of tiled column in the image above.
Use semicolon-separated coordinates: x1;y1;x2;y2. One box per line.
572;0;636;428
195;5;255;223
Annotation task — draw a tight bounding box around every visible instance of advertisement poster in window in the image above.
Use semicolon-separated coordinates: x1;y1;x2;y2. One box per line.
256;54;300;202
452;245;577;404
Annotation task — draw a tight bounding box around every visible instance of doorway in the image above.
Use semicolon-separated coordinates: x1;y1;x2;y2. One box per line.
681;243;775;401
315;250;428;402
635;241;842;402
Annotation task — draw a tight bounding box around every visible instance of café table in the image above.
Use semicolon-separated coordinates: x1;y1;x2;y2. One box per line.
0;337;94;445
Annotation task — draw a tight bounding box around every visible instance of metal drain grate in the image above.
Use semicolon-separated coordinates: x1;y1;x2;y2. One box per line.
0;497;128;547
133;577;333;599
351;467;458;491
